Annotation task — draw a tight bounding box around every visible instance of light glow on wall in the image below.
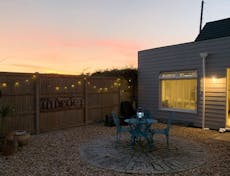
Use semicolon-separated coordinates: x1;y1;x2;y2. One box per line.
212;76;217;83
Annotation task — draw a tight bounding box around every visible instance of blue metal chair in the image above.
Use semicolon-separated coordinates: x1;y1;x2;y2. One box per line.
111;112;129;141
151;111;174;147
143;109;155;119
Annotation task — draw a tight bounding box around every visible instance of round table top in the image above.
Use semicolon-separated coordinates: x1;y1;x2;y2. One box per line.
124;118;157;124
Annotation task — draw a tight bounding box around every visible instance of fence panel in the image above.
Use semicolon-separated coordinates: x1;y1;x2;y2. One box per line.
86;77;120;123
0;73;36;134
39;75;84;132
0;72;132;134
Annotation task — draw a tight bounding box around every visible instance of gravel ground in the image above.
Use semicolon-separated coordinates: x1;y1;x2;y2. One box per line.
0;123;230;176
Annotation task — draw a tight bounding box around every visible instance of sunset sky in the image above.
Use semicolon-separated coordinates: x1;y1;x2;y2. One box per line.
0;0;230;75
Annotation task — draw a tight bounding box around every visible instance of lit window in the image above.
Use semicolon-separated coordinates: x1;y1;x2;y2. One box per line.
160;71;197;112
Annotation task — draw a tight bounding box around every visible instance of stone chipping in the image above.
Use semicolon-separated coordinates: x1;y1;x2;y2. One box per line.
0;124;229;176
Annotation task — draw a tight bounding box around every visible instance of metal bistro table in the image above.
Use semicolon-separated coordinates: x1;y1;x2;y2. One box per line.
125;118;158;148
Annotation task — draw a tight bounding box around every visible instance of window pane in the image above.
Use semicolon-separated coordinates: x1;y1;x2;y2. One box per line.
159;70;197;79
160;79;197;111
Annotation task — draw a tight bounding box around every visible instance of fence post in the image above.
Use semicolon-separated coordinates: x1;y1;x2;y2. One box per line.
83;77;88;124
118;86;121;114
35;72;40;134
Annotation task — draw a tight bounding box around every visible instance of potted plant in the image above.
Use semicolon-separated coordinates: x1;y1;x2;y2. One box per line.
14;130;30;146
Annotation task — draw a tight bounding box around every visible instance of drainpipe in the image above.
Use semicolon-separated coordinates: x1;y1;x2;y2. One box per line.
200;52;208;129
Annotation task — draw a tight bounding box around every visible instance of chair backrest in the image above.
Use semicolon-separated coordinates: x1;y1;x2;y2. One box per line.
111;112;121;130
166;111;174;131
143;109;154;119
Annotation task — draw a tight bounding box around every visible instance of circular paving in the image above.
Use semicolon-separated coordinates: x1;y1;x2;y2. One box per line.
80;135;207;174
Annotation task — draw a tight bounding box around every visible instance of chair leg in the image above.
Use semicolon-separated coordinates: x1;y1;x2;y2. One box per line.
116;132;119;141
166;134;169;147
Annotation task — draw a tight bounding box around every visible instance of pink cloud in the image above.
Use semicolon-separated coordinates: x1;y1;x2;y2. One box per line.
61;38;141;58
1;26;141;57
63;39;140;50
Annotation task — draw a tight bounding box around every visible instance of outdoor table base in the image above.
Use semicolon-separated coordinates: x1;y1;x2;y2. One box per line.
125;118;157;150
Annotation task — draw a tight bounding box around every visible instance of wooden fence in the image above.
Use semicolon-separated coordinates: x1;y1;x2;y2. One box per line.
0;72;132;134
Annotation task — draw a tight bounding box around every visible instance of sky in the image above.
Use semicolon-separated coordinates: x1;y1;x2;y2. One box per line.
0;0;230;75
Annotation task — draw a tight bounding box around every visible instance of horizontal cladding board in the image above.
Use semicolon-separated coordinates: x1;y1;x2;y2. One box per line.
140;65;228;73
140;53;230;65
206;67;229;71
204;88;226;92
206;73;228;78
140;60;229;72
139;60;201;68
140;54;202;62
205;81;226;86
200;96;226;101
157;111;197;117
205;118;225;124
139;45;229;58
205;92;226;96
205;109;226;115
139;83;156;87
206;62;230;68
157;115;198;124
205;101;226;106
201;104;225;110
139;96;157;100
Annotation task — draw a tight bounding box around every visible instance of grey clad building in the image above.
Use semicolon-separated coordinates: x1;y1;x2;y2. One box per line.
138;18;230;130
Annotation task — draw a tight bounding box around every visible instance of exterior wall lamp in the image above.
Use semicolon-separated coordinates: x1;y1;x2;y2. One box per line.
200;52;208;129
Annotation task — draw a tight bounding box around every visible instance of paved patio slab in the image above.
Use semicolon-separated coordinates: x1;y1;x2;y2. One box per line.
80;135;207;174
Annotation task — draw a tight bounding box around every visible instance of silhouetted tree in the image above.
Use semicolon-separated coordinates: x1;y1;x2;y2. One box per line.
91;68;137;88
91;68;138;103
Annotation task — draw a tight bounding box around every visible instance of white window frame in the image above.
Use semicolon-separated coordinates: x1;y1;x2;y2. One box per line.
159;70;198;113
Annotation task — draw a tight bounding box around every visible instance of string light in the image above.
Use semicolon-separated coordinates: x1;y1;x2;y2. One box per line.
55;86;60;91
32;74;36;79
0;75;130;95
2;83;7;87
15;82;20;87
